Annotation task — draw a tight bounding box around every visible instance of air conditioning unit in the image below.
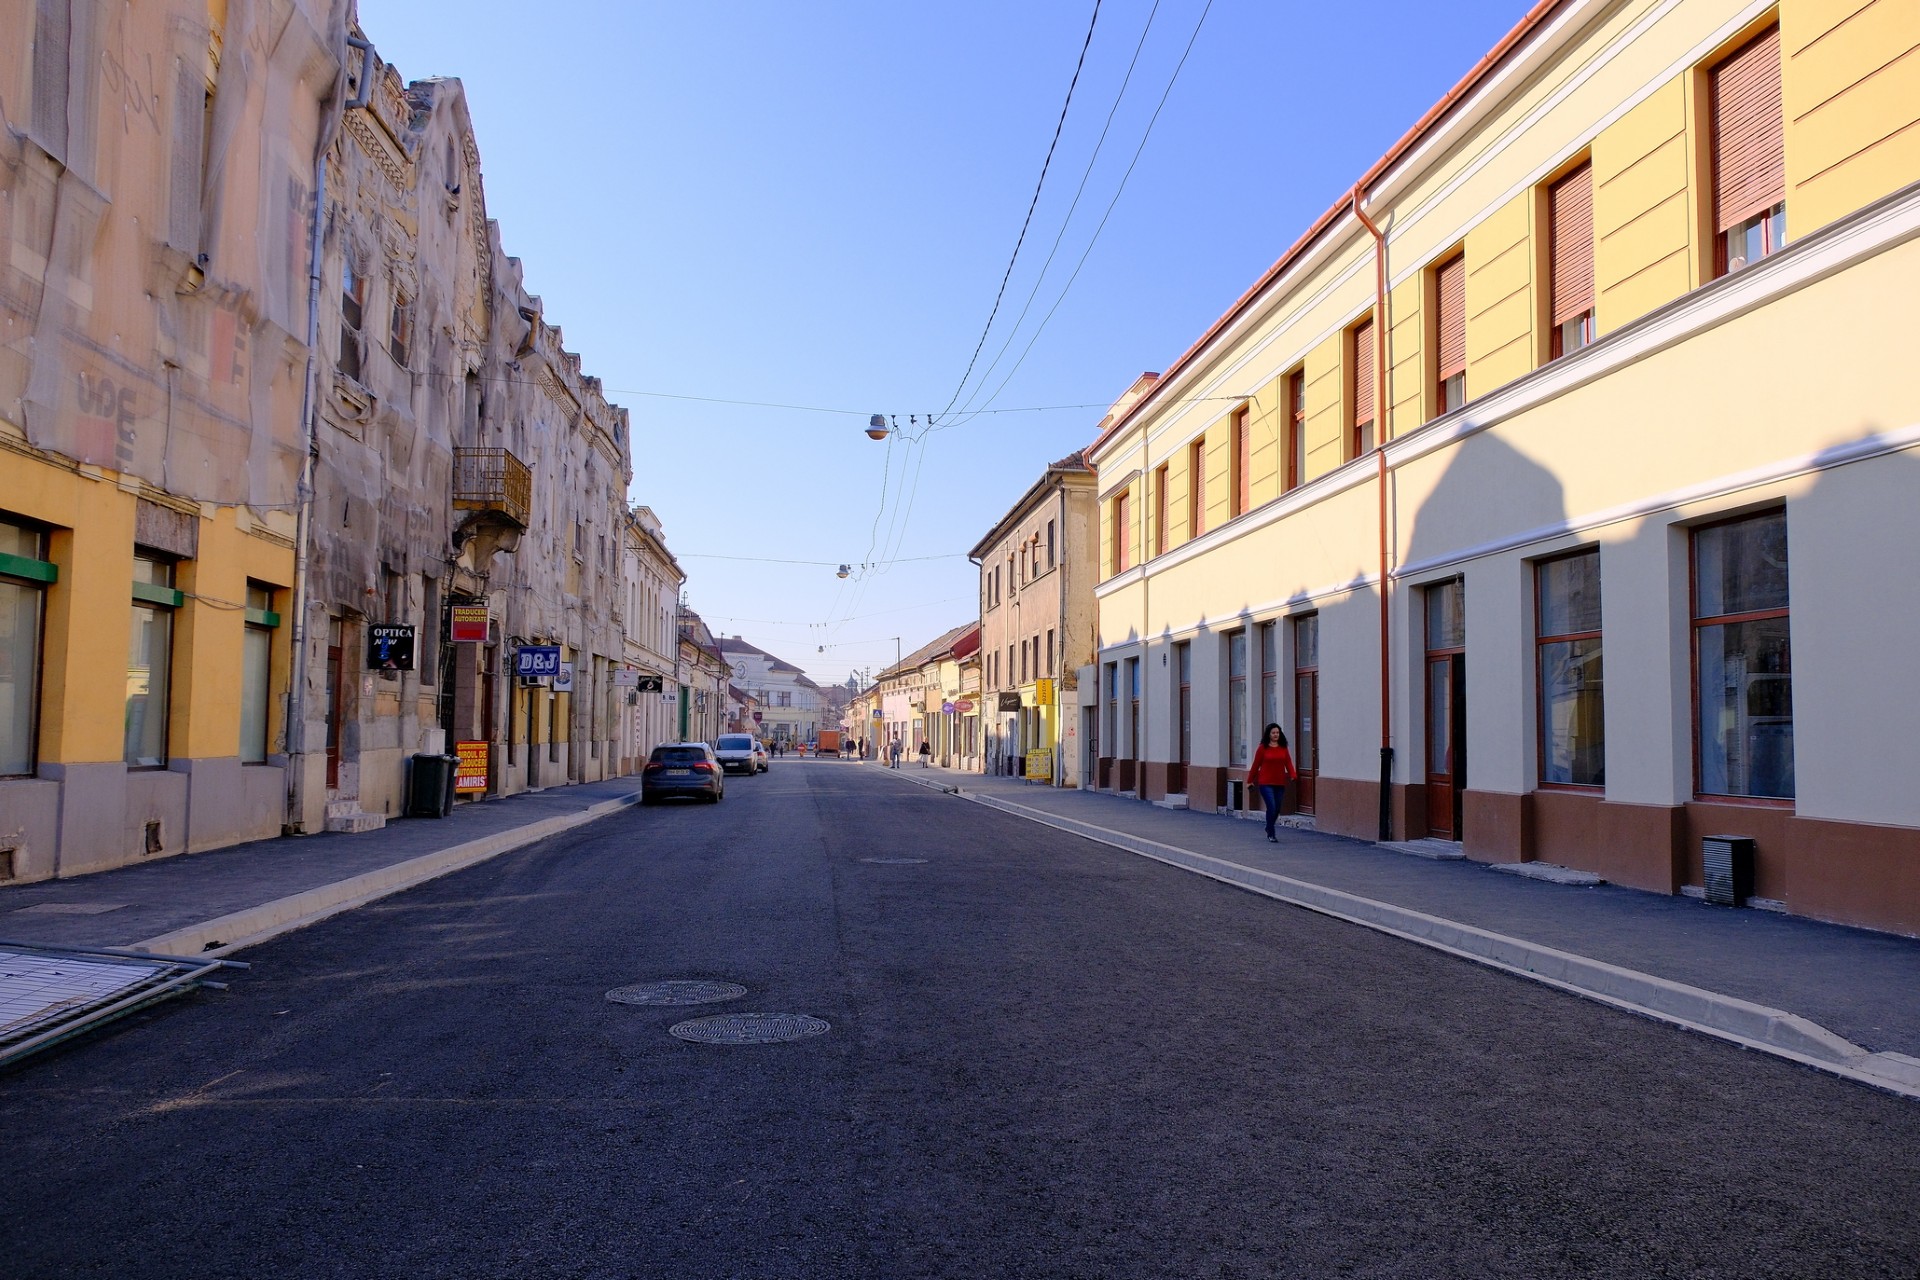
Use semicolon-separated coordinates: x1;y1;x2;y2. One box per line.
518;675;547;688
1701;835;1755;907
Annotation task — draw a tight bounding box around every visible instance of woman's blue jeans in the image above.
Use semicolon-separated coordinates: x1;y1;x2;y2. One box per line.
1258;784;1285;836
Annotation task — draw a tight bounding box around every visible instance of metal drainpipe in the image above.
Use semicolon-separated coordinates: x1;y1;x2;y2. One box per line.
1351;185;1394;843
284;34;366;833
1055;478;1068;788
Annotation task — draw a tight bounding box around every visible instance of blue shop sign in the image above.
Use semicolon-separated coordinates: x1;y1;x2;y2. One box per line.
515;645;562;678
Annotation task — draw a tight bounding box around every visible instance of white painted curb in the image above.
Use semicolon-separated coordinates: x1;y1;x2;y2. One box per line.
136;794;640;959
881;769;1920;1101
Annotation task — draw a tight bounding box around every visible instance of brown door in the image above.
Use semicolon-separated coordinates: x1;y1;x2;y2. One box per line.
1171;643;1190;796
325;642;344;790
1426;653;1467;838
1293;669;1318;813
481;647;498;795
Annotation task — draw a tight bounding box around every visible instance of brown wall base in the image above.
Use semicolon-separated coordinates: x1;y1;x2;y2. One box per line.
1450;788;1920;936
1097;757;1113;789
1141;761;1169;802
1312;776;1417;842
1186;765;1228;813
1116;759;1136;793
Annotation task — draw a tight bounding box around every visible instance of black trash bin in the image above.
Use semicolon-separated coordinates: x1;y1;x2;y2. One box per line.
408;753;458;818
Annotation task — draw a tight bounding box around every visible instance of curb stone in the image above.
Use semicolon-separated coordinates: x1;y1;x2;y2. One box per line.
136;793;641;959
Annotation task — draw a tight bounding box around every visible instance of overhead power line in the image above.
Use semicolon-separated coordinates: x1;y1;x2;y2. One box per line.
936;0;1105;424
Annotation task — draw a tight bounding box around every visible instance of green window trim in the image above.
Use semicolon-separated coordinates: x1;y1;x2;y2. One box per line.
132;581;185;608
0;551;57;584
245;608;281;628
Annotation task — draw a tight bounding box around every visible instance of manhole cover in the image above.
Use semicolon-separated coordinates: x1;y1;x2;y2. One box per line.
859;857;928;865
669;1012;830;1045
606;980;747;1007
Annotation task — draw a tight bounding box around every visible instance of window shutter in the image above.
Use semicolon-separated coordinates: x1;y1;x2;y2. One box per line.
1710;26;1784;233
1352;319;1375;426
1549;163;1594;325
1435;256;1467;379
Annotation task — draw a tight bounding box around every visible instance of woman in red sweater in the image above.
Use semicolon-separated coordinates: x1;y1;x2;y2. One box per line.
1249;723;1297;842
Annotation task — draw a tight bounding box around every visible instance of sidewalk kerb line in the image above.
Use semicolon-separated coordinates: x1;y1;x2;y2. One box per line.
898;775;1918;1102
134;794;639;959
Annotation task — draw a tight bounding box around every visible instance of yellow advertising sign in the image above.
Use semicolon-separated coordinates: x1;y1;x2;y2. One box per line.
455;740;490;792
1025;748;1053;780
1034;678;1055;706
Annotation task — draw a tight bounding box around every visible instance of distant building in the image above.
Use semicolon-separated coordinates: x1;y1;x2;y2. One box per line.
970;451;1098;785
717;637;825;746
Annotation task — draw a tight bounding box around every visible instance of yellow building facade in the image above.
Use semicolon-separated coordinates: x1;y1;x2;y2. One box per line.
1;0;334;875
1089;0;1920;934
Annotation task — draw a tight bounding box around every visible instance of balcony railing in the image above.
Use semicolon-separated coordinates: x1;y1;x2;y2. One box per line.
452;447;531;528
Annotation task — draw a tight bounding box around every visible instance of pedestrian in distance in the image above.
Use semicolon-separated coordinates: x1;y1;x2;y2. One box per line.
1249;723;1298;843
918;740;931;769
889;737;903;769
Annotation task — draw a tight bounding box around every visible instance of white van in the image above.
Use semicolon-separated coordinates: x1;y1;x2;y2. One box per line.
714;733;767;775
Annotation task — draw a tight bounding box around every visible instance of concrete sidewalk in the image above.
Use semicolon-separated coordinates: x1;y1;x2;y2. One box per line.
870;759;1920;1100
0;776;642;958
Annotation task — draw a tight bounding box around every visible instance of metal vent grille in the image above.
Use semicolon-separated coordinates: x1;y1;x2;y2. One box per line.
1702;835;1755;907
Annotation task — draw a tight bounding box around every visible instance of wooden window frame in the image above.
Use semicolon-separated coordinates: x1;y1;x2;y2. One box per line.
1188;441;1206;539
1708;25;1786;282
1533;548;1604;791
1350;316;1376;459
1689;509;1793;804
1547;161;1595;360
1230;406;1250;519
1433;254;1468;415
1153;463;1169;558
1286;369;1306;493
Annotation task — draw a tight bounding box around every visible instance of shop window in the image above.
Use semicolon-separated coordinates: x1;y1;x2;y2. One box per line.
127;553;181;767
1104;662;1118;755
240;581;281;764
1259;621;1279;730
1694;510;1792;798
1535;549;1604;786
0;518;54;776
1227;629;1249;769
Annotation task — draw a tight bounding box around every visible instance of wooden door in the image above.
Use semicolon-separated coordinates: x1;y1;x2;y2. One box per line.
325;643;343;790
1426;653;1467;838
1293;670;1318;813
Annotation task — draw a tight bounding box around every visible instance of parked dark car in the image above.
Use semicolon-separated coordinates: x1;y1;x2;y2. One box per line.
641;742;725;804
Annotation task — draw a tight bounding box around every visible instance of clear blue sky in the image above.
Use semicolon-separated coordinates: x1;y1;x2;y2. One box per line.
357;0;1531;686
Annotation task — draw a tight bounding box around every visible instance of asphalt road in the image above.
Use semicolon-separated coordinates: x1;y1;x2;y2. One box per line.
3;761;1918;1278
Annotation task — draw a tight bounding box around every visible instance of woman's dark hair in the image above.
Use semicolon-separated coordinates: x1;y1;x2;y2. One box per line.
1262;722;1288;747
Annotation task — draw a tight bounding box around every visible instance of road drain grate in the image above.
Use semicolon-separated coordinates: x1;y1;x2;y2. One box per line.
859;857;928;865
669;1012;830;1044
606;980;747;1007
